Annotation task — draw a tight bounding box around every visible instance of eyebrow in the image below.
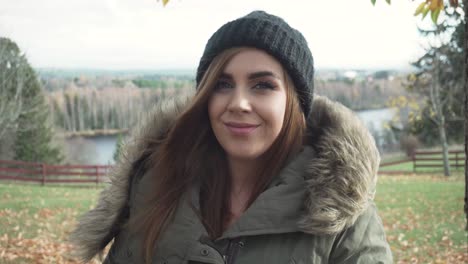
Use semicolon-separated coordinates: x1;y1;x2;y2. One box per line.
219;71;281;80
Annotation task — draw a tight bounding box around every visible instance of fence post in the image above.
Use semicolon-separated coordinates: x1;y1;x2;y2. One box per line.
41;163;46;186
455;152;459;170
412;153;416;173
95;166;99;187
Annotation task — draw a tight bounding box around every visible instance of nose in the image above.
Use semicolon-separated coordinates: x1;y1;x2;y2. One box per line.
227;88;251;113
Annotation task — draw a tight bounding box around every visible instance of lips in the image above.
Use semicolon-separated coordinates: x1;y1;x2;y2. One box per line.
224;122;259;135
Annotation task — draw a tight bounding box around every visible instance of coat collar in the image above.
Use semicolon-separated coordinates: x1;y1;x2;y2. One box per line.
70;95;380;262
217;146;312;239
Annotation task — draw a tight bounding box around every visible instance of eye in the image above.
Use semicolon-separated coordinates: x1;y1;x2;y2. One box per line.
253;81;275;90
214;80;233;90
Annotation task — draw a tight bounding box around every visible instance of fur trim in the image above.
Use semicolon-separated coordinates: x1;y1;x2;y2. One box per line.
69;97;190;263
299;96;379;234
69;95;379;262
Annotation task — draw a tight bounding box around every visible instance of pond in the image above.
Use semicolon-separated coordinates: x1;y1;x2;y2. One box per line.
67;108;396;165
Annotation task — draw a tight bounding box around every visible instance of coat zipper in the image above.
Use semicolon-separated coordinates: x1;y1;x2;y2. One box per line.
223;238;241;264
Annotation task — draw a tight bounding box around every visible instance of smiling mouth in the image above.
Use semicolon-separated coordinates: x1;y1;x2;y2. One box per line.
224;122;259;135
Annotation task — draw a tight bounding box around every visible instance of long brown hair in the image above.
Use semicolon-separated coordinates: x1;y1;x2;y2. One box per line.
130;47;306;264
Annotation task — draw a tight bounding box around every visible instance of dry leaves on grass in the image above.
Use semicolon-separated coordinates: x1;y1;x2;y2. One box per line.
392;239;468;264
0;184;105;263
0;206;107;263
395;249;468;264
1;233;75;263
0;233;109;264
1;178;466;263
378;174;467;263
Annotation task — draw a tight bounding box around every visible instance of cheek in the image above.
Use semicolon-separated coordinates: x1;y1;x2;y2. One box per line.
208;96;221;123
266;94;287;132
208;95;228;141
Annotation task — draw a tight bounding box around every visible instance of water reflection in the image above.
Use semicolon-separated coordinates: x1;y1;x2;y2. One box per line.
64;108;397;165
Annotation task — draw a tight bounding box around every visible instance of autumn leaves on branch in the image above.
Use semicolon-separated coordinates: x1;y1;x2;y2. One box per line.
372;0;460;23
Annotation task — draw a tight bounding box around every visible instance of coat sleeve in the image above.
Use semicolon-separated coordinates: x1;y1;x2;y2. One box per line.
329;203;393;264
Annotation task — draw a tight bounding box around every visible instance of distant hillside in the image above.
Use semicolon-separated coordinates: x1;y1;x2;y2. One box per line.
37;68;196;78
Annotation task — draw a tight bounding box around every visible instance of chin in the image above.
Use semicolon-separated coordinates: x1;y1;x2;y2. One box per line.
229;153;259;161
224;146;264;161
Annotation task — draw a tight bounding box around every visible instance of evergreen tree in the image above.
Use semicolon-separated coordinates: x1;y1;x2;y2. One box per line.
64;92;74;131
113;133;124;163
80;96;91;131
73;93;81;131
97;103;105;129
0;37;63;163
14;100;63;163
0;38;27;140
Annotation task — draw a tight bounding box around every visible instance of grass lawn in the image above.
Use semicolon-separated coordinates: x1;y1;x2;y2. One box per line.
1;175;467;263
375;173;467;263
0;184;101;263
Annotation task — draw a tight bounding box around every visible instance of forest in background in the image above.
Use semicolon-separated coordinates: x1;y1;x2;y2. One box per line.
42;72;193;135
41;69;408;137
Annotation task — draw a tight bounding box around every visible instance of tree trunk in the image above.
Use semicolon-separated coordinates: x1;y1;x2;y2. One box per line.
432;57;451;177
464;0;468;231
438;115;451;176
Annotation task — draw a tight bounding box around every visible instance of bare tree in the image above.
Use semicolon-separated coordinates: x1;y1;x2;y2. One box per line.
464;0;467;231
429;54;451;176
409;14;464;176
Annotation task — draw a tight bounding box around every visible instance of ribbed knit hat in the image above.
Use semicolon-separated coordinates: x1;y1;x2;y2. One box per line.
196;10;314;118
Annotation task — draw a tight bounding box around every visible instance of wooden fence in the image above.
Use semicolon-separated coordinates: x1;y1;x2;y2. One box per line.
0;149;465;185
378;157;414;175
379;149;465;174
412;150;465;172
0;160;112;186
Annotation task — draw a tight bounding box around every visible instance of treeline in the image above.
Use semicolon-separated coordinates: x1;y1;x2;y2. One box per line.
316;77;406;110
132;75;194;89
40;71;195;92
46;76;405;134
48;86;190;134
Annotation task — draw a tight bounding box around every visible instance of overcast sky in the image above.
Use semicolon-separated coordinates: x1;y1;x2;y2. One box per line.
1;0;428;71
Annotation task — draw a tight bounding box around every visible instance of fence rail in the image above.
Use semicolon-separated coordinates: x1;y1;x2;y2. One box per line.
379;158;413;167
0;160;112;186
412;150;465;172
1;149;465;185
379;149;465;174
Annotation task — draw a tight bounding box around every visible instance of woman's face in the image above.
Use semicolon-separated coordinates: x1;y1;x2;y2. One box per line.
208;48;287;162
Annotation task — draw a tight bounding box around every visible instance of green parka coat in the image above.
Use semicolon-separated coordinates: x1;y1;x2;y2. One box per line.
70;96;393;263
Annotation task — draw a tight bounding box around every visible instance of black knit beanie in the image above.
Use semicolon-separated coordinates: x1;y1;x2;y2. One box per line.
196;10;314;118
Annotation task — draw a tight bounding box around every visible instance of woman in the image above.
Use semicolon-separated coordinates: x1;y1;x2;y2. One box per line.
71;10;393;264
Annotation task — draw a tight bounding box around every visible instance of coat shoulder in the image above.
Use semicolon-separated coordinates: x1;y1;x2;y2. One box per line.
329;203;393;263
68;96;191;262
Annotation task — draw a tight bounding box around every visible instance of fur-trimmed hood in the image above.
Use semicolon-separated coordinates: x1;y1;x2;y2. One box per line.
69;95;380;262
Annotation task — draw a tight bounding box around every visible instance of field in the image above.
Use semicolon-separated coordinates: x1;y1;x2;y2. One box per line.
0;184;101;263
375;173;467;263
0;174;467;263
